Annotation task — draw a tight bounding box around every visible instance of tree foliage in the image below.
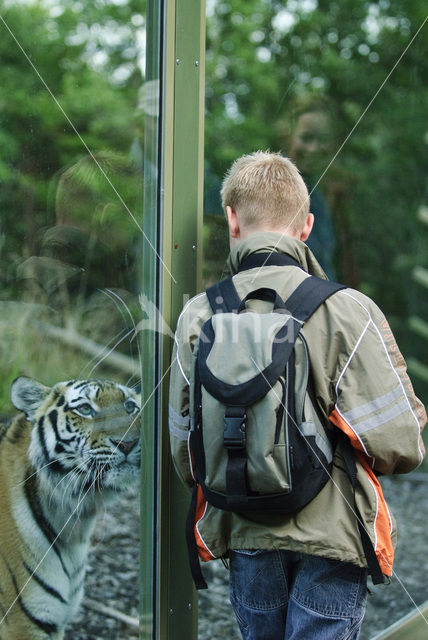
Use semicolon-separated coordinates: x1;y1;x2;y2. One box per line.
0;0;145;286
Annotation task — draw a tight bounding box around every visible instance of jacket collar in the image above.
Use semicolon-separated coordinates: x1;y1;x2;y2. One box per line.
225;232;328;280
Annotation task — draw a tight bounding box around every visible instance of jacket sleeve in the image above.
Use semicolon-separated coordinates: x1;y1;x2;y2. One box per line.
168;305;199;489
329;296;426;475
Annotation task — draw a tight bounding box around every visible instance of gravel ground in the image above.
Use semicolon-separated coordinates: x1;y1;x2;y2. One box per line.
65;486;139;640
65;473;428;639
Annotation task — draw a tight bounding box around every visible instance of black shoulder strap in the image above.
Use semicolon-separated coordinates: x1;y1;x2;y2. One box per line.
238;251;302;272
337;432;387;585
206;251;344;317
240;250;346;323
206;253;346;324
285;276;346;324
282;274;383;582
206;277;241;314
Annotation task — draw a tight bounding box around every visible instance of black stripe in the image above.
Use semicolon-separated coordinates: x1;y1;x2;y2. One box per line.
23;473;70;579
69;574;86;598
49;459;68;474
64;411;75;432
48;410;58;433
55;442;66;454
56;394;65;407
37;417;51;464
40;412;70;474
48;409;63;445
22;560;68;604
6;562;58;634
73;381;89;390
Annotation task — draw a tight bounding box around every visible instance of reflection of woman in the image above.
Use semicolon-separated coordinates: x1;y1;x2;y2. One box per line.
14;151;141;364
289;108;336;279
285;95;359;287
17;151;139;303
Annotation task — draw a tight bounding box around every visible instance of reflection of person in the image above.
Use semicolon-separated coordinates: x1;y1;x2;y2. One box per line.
286;96;358;286
17;151;139;300
288;99;337;280
14;151;141;363
290;109;334;267
169;152;426;639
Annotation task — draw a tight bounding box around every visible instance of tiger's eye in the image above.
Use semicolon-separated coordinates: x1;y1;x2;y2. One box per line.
75;403;94;417
124;399;138;415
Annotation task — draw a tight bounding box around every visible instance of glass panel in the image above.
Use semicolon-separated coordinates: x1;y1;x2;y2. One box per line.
201;2;427;638
0;2;153;638
140;0;161;635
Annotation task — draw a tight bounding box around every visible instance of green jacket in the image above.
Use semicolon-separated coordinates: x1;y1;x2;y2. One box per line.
168;233;426;576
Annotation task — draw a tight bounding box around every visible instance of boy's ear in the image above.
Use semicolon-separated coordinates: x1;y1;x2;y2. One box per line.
226;206;240;239
299;213;314;242
226;206;241;246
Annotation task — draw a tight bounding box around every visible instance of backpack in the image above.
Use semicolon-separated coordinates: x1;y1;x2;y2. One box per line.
186;252;385;589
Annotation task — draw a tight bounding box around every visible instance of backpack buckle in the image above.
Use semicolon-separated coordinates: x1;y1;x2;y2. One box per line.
224;408;246;449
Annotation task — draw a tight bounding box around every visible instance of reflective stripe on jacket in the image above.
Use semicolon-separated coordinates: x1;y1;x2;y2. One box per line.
168;232;426;575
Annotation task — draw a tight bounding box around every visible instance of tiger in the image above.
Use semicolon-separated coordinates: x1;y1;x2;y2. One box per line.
0;376;141;640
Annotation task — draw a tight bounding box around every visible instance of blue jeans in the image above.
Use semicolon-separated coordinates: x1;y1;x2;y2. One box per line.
229;550;367;640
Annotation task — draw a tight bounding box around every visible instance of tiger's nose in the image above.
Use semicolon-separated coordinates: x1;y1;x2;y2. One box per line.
112;438;139;456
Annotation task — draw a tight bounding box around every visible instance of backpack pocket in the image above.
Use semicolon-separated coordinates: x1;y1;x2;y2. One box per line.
246;378;291;493
201;376;292;496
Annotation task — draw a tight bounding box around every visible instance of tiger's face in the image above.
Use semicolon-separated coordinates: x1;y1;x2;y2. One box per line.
11;376;141;499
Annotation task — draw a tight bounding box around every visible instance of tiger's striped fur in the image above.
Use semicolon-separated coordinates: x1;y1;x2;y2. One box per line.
0;376;141;640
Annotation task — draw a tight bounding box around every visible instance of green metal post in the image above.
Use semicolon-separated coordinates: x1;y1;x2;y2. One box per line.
140;0;205;638
369;602;428;640
159;0;205;637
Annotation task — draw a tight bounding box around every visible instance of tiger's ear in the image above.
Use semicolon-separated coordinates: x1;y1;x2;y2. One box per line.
11;377;50;417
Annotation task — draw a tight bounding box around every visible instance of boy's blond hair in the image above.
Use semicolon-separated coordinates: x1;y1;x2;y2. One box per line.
221;151;309;233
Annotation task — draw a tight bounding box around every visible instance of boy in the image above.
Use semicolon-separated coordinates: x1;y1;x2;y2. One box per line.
169;151;425;639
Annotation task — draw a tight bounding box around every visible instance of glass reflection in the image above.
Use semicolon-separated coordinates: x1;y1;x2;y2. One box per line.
0;2;147;638
14;152;141;370
287;96;338;280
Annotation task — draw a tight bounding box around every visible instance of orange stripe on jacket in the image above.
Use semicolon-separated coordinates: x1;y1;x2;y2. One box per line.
194;485;215;562
330;408;394;577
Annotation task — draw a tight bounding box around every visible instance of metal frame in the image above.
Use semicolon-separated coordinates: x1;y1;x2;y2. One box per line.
141;0;205;638
369;602;428;640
